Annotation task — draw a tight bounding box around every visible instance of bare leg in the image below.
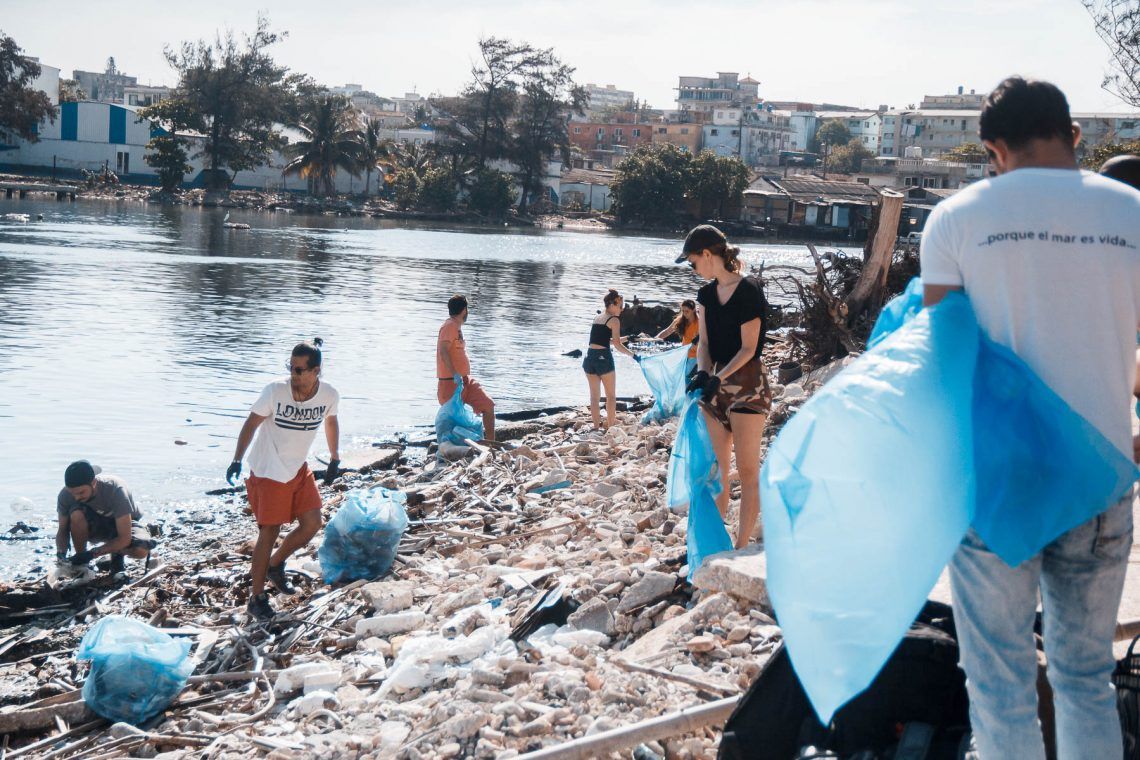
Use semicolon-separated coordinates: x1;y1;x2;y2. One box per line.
250;524;281;597
69;510;90;554
601;371;618;428
702;408;734;518
728;411;768;549
586;372;602;427
270;509;322;567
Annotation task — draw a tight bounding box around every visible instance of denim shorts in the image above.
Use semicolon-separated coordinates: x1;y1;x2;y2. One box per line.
582;348;615;376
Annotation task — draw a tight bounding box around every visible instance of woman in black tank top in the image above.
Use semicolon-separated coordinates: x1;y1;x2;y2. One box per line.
677;225;771;549
583;289;638;430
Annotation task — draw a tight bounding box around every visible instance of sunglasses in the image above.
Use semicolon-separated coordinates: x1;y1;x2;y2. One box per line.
285;362;314;375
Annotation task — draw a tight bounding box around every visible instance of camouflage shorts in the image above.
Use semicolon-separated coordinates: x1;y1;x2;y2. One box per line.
700;358;772;430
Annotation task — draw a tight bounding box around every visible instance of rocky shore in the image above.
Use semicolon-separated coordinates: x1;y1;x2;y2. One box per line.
0;381;824;759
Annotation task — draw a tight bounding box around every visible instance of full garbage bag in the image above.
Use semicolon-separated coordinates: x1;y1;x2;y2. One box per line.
77;615;193;725
435;378;484;446
761;280;1139;723
318;487;409;583
639;344;696;424
667;395;732;581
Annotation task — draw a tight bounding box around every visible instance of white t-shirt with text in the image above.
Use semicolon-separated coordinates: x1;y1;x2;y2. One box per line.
920;168;1140;458
247;380;340;483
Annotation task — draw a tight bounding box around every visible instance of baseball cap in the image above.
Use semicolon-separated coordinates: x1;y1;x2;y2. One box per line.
64;460;102;488
675;224;728;263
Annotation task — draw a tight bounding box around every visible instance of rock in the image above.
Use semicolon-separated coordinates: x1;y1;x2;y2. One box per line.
291;690;338;715
568;597;616;636
377;720;411;749
594;482;623;498
616;570;676;613
302;669;341;694
691;546;769;607
727;625;751;643
685;635;717;653
354;610;426;637
362;581;415;613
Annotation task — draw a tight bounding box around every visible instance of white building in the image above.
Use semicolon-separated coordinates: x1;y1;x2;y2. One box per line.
702;107;793;166
123;85;171;108
815;111;882;152
584;83;635;113
28;59;60;106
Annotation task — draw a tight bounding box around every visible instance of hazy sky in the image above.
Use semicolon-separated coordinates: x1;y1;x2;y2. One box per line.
5;0;1136;113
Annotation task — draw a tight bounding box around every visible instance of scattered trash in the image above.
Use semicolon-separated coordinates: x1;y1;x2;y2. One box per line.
434;377;484;446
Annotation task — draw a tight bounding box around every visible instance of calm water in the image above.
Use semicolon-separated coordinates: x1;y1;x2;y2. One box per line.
0;198;824;557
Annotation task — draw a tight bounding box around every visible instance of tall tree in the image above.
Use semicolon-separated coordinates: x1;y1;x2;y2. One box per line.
469;37;552;166
0;32;57;143
945;142;989;163
511;59;586;212
610;143;693;227
688;150;750;219
142;16;306;190
58;78;86;102
358;119;396;196
1084;0;1140;106
812;119;852;153
284;93;362;197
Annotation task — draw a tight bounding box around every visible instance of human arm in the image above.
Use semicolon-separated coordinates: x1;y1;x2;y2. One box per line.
56;516;70;559
609;318;637;358
714;318;761;380
231;412;266;463
696;306;712;373
439;338;458;378
919;205;963;308
325;415;340;463
90;514;134;557
655;320;679;341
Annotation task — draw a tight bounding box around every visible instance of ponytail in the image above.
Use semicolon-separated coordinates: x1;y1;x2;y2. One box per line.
603;289;622;307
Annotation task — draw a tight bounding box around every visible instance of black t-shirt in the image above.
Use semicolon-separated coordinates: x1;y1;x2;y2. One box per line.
697;276;765;365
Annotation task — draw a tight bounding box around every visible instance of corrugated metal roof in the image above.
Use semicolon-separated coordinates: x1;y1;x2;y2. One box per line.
561;168;615;185
772;177;882;203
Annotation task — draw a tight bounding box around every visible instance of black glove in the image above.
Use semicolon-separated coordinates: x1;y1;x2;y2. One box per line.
686;370;710;396
226;461;242;485
70;549;94;566
701;374;721;402
323;459;341;485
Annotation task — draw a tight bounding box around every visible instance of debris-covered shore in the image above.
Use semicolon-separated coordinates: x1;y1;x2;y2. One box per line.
0;388;830;760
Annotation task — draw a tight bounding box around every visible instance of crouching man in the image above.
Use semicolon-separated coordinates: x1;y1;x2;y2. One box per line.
56;460;153;576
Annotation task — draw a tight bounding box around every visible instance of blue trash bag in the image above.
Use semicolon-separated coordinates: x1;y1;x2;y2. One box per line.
970;336;1138;566
866;276;923;349
435;377;484;446
77;615;194;725
760;293;979;723
667;395;732;581
640;345;696;424
318;487;409;583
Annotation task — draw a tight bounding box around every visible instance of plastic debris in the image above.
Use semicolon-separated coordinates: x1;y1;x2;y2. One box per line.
318;487;409;584
639;344;696;424
77;615;194;726
667;395;731;581
435;378;484;446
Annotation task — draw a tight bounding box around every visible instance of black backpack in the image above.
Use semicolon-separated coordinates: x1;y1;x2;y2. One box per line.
719;601;970;760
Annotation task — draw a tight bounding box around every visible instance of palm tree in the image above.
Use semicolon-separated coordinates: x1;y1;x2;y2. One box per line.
359;120;397;197
285;94;363;197
393;141;433;179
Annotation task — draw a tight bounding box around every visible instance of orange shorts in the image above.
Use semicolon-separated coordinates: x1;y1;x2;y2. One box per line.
437;376;495;415
246;464;322;527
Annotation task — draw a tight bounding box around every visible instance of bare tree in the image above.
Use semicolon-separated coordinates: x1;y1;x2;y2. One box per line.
1083;0;1140;107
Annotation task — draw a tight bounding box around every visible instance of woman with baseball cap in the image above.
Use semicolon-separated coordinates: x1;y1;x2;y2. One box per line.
677;224;771;549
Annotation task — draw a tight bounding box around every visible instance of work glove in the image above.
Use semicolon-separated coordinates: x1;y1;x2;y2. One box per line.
226;461;242;485
70;549;94;566
686;370;710;396
323;459;341;486
701;374;721;402
633;354;643;363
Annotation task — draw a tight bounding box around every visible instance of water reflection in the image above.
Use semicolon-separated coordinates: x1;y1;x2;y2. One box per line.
0;197;829;541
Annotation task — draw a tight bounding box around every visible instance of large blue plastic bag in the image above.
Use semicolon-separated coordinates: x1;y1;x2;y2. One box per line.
874;278;1139;566
319;487;409;583
971;337;1138;566
640;344;695;424
667;395;732;580
760;293;979;723
435;378;484;445
77;615;193;725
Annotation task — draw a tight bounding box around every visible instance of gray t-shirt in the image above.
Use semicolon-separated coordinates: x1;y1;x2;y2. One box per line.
57;474;142;521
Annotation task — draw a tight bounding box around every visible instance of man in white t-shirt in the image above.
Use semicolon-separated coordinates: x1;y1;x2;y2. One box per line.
922;77;1140;759
227;340;341;620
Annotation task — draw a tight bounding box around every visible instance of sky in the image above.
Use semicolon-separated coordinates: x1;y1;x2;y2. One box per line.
5;0;1136;113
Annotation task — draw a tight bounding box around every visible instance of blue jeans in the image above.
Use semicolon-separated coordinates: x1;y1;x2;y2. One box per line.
951;494;1133;760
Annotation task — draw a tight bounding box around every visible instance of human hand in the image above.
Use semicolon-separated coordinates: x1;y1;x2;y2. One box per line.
226;461;242;485
1133;434;1139;465
686;370;710;396
701;374;721;402
324;459;341;485
70;549;94;566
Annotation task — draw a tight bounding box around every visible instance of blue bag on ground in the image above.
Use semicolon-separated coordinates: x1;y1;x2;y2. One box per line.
640;344;696;424
667;395;731;581
319;487;409;583
760;293;979;723
77;615;193;725
435;378;484;445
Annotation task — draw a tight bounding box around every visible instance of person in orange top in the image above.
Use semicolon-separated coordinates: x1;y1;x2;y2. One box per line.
655;299;700;359
437;294;495;441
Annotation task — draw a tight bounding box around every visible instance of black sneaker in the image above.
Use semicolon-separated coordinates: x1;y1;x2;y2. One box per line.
266;563;295;595
247;592;275;621
109;554;125;575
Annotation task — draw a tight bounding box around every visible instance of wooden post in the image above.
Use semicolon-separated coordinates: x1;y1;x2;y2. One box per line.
844;189;904;324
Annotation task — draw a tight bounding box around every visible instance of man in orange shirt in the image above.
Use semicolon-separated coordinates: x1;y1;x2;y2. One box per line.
437;294;495;441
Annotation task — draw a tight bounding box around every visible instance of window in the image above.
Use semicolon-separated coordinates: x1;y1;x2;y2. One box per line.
128;94;138;105
731;129;739;136
573;127;581;134
710;128;719;136
597;127;604;135
1123;121;1136;129
116;151;129;174
657;127;666;134
632;128;640;137
961;119;967;129
680;128;689;134
717;111;724;119
614;128;622;136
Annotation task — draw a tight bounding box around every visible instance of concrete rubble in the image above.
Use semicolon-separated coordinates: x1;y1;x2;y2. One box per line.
0;400;806;759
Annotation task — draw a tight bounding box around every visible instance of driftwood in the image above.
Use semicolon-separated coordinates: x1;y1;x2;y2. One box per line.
516;696;739;759
845;189;905;324
0;700;92;735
